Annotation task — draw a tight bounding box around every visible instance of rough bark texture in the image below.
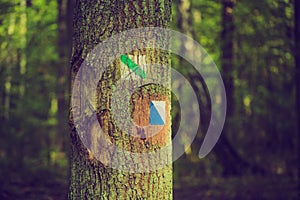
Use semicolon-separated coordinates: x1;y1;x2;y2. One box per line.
69;0;172;199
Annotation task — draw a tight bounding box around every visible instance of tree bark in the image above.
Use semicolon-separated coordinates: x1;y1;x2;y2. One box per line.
69;0;172;199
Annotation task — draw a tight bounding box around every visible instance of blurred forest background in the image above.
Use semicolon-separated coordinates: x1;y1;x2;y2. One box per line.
0;0;299;199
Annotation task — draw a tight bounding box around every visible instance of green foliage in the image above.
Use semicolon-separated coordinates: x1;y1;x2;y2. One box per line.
0;0;298;198
0;0;65;175
233;0;296;165
171;0;297;196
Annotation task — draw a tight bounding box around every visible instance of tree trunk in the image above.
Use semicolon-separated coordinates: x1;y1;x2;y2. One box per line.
221;0;235;144
69;0;172;199
216;0;265;176
216;0;258;175
215;0;238;175
57;0;73;153
294;0;300;197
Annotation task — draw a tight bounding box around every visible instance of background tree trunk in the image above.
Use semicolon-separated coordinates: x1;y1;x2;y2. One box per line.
69;0;172;199
215;0;263;175
294;0;300;197
56;0;73;155
216;0;239;175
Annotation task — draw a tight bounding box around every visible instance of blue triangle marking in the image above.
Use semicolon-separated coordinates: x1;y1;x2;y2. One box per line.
149;102;165;125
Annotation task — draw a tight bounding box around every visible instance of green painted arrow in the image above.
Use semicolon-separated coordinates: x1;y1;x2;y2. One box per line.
120;54;146;79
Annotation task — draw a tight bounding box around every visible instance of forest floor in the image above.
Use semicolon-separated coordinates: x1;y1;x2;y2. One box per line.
174;175;298;200
0;170;298;200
